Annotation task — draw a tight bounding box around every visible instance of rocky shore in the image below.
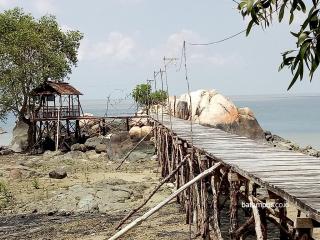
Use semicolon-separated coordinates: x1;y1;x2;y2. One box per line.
264;131;320;157
0;90;319;239
167;89;320;158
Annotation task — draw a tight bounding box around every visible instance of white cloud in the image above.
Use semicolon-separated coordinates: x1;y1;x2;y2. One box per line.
148;29;241;67
148;30;202;62
118;0;144;4
33;0;56;14
79;32;136;62
0;0;10;7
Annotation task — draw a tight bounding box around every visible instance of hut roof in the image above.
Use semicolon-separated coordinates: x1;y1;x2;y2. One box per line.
31;81;83;96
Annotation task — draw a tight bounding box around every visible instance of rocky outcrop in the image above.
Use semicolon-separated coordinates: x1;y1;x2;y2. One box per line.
129;126;142;140
84;136;108;150
10;120;30;153
71;143;87;152
110;131;130;143
95;144;107;154
265;131;320;157
129;126;153;141
170;90;265;140
141;126;153;140
0;146;13;155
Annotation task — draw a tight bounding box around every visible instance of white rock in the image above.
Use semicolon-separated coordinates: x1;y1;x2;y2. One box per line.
173;89;265;140
129;126;142;140
141;126;153;140
10;120;29;153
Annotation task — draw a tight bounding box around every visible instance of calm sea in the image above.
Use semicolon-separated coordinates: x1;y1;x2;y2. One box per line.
1;96;319;149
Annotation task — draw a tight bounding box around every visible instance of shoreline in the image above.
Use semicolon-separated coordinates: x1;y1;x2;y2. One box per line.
1;124;319;158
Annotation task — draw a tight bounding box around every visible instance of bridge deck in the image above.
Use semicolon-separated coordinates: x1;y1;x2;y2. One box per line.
153;114;320;222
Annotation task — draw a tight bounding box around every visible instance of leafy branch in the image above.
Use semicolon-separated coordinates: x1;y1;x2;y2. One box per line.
238;0;320;90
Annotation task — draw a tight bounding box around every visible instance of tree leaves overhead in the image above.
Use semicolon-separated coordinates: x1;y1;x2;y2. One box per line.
0;8;83;121
238;0;320;90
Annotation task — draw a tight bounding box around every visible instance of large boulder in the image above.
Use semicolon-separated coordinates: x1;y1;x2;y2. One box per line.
141;126;153;140
110;131;130;143
95;143;107;154
84;136;108;150
10;120;30;153
71;143;87;152
174;90;265;140
129;126;142;140
176;101;189;120
79;113;95;128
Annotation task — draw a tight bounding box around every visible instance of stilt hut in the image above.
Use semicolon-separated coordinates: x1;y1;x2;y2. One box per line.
29;80;83;151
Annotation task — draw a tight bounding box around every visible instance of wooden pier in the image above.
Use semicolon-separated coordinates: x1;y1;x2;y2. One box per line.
151;114;320;240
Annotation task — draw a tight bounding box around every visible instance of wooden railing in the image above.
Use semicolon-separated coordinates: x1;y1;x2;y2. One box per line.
33;106;80;119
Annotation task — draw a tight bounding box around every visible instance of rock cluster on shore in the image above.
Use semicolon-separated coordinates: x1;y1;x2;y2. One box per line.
264;131;320;157
168;89;265;140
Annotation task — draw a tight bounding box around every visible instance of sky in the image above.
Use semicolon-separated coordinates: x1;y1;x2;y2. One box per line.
1;0;320;99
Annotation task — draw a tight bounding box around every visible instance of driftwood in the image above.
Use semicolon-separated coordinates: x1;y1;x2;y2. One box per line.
108;162;222;240
116;127;154;170
115;154;190;230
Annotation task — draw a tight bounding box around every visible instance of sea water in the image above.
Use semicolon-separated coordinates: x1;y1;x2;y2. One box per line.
0;95;319;149
232;95;320;149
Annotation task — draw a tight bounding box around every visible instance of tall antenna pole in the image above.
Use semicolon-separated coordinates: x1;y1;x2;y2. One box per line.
153;71;158;121
163;57;178;132
160;68;165;124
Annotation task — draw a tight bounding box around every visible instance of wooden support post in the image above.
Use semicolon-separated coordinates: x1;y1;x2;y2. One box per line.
126;117;130;131
229;172;240;240
108;162;222;240
75;120;80;140
210;172;223;240
278;198;289;240
102;119;106;136
294;218;313;240
66;120;70;137
200;155;210;239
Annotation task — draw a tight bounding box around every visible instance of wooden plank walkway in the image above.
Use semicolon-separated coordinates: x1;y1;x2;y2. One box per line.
152;114;320;223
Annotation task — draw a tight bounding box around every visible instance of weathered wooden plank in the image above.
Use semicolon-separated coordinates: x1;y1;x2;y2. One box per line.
152;114;320;221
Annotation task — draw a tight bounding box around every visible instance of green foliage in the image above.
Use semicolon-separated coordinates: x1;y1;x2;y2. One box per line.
0;181;13;209
238;0;320;90
150;90;168;105
132;84;168;108
132;84;152;107
0;8;83;121
32;178;40;189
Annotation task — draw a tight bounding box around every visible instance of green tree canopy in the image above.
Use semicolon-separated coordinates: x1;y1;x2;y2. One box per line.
238;0;320;89
150;90;168;105
0;8;83;121
132;84;168;109
132;84;152;107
